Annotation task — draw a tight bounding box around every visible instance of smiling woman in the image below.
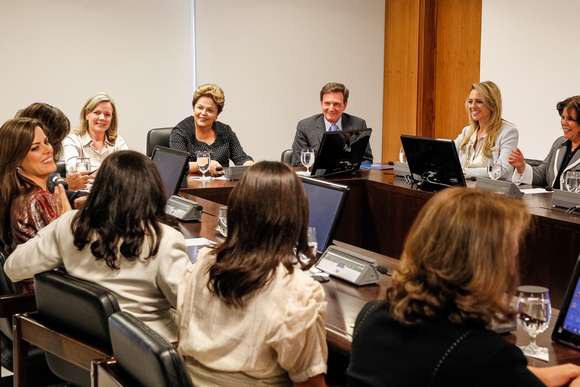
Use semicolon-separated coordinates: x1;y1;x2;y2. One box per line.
0;118;70;256
62;93;128;171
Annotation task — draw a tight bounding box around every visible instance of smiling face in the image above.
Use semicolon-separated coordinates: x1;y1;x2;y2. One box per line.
86;101;113;138
466;89;492;127
19;126;56;185
321;92;346;124
561;107;580;144
193;96;219;130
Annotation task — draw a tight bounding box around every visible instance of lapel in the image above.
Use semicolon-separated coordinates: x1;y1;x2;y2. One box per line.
341;113;351;131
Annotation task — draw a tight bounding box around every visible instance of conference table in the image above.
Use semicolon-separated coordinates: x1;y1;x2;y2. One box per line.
178;191;580;369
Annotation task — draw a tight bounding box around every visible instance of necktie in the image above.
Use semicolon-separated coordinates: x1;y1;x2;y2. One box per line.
329;123;339;132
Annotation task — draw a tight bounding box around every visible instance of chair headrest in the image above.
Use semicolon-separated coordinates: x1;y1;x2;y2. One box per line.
109;312;193;387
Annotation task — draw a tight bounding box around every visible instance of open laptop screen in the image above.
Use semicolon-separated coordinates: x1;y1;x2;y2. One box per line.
150;146;189;200
311;128;372;177
552;254;580;349
301;177;349;254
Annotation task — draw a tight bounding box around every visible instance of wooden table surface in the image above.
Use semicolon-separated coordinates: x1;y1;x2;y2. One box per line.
178;194;580;367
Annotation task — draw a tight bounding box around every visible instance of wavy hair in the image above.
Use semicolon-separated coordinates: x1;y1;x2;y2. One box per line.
16;102;70;160
74;93;119;143
192;84;225;114
207;161;313;307
388;188;531;326
0;118;48;247
71;150;177;269
460;81;505;159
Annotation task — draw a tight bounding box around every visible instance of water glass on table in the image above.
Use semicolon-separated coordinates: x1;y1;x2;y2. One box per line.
516;285;551;358
300;149;315;175
563;170;580;193
196;151;211;181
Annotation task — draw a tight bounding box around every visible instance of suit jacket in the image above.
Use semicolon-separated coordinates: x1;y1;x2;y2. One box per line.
291;113;373;165
513;136;580;188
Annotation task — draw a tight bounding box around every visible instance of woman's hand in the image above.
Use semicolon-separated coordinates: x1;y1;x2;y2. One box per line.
66;171;92;191
243;160;255;167
529;364;580;387
508;148;526;174
209;160;224;176
53;184;71;215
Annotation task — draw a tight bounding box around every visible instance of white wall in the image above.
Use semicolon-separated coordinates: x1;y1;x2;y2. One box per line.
195;0;385;162
481;0;580;159
0;0;194;153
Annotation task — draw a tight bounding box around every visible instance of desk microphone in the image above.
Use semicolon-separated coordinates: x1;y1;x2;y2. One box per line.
47;173;68;193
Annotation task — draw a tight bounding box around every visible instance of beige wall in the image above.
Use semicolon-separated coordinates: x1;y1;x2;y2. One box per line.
195;0;385;162
0;0;194;152
481;0;580;159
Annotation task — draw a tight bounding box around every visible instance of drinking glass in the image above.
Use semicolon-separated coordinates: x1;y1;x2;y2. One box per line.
516;285;551;357
563;170;580;193
196;151;211;181
487;159;502;180
75;157;91;173
300;149;315;174
307;227;318;255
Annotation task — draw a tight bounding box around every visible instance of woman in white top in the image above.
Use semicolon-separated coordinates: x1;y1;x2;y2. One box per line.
177;161;328;387
5;150;188;342
454;81;518;180
63;93;128;171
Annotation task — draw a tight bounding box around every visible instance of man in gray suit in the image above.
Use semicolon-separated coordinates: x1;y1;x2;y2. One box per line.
291;82;373;165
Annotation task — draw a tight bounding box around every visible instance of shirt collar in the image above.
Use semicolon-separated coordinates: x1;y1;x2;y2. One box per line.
324;116;343;131
80;131;112;147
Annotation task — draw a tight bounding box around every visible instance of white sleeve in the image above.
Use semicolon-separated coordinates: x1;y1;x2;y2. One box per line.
512;163;533;185
496;126;518;180
156;228;189;307
4;212;73;281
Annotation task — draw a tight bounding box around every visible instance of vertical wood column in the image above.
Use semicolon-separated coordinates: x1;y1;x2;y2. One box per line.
381;0;481;161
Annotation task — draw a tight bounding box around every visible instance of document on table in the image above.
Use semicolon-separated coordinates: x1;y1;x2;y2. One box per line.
520;188;551;194
185;237;215;263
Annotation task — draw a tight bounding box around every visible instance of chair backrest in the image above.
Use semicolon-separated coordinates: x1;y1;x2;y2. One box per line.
109;312;193;387
281;149;293;165
35;270;120;386
146;127;173;157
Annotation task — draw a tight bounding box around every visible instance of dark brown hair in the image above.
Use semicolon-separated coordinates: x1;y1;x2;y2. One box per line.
16;103;70;160
320;82;349;104
0;118;48;247
207;161;313;307
71;150;178;269
388;188;531;327
556;95;580;122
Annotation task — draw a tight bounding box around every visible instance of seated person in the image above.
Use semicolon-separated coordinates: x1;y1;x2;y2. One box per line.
63;93;128;171
170;83;254;176
0;118;70;250
454;81;518;179
509;95;580;188
177;161;327;387
17;102;91;194
291;82;373;166
348;187;580;387
4;150;189;342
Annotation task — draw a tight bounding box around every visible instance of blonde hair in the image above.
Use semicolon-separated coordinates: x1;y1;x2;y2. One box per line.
192;84;225;114
459;81;503;159
388;188;531;326
75;93;118;143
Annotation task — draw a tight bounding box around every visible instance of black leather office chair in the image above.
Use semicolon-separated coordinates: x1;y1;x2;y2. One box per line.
146;127;173;157
13;271;120;387
281;149;293;165
105;311;192;387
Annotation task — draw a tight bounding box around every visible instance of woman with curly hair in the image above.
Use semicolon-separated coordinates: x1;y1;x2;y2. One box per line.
348;188;580;387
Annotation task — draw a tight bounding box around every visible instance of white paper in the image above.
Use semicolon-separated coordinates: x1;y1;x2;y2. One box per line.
519;345;549;362
521;188;551;195
185;237;215;247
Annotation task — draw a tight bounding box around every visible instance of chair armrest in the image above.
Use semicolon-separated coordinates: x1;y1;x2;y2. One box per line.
0;294;35;317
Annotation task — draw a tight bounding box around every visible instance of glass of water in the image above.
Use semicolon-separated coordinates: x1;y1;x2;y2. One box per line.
487;159;502;180
563;170;580;193
516;285;551;357
307;227;318;256
196;151;211;181
301;149;315;175
75;157;92;173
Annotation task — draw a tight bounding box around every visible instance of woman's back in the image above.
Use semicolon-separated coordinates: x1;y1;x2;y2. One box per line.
177;249;327;386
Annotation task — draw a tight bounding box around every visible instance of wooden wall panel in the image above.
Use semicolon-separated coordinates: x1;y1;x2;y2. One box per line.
382;0;421;162
433;0;482;140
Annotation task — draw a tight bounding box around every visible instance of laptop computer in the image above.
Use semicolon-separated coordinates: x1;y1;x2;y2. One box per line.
150;146;189;200
310;128;372;177
552;253;580;350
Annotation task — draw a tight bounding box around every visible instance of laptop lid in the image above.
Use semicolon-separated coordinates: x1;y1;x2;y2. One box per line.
301;176;349;254
150;146;189;200
552;253;580;350
311;128;372;177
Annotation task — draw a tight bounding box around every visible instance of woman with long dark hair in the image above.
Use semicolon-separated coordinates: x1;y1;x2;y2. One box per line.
5;150;189;341
177;161;327;387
